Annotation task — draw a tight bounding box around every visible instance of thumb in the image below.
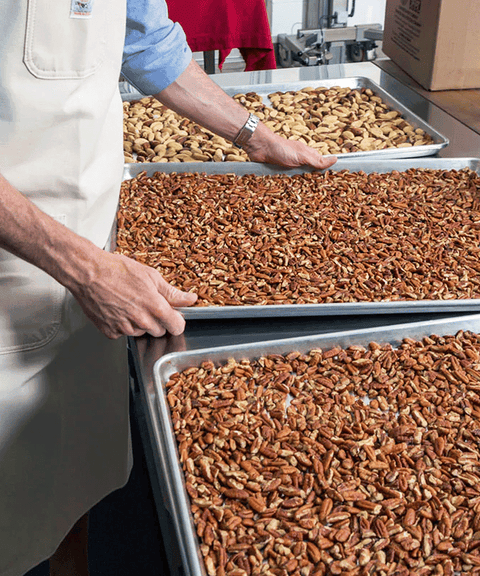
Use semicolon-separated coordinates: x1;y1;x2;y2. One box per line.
155;273;198;308
307;153;338;170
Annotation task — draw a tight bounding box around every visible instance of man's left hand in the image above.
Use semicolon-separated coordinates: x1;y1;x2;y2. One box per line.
244;122;338;170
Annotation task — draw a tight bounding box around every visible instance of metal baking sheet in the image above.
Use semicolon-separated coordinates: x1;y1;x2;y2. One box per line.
122;76;448;159
151;314;480;576
122;157;480;319
221;77;448;159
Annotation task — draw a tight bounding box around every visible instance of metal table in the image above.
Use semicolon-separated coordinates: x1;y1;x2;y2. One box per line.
128;60;480;576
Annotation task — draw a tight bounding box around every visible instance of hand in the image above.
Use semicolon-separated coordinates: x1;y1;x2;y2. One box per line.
70;251;197;339
0;173;196;340
154;60;338;172
244;122;338;170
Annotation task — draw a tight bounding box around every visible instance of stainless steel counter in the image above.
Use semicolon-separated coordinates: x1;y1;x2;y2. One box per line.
207;60;480;159
128;60;480;576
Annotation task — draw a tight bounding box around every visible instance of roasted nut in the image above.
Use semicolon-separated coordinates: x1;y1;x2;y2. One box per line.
167;331;480;576
123;97;249;163
117;167;480;307
123;86;435;163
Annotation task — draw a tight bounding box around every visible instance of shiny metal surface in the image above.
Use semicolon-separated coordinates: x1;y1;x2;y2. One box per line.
129;63;480;575
141;314;480;576
123;156;479;180
122;74;448;160
123;157;480;319
122;61;480;160
220;76;448;159
157;315;480;378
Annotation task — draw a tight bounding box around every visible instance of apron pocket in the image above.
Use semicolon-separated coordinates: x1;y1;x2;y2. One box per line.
0;254;65;355
24;0;107;79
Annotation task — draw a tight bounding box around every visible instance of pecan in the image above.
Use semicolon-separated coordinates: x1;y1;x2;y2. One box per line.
118;168;480;307
167;331;480;576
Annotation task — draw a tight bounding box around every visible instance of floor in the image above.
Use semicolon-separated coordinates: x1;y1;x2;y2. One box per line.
24;394;169;576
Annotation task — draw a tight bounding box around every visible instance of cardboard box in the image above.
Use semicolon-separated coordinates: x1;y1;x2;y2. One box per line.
383;0;480;91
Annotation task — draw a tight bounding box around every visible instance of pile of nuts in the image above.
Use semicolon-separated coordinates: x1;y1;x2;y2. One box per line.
123;97;247;164
116;167;480;306
167;330;480;576
122;86;434;163
234;86;434;156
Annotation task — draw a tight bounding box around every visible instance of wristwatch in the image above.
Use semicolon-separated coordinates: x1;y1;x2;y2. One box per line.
233;113;260;149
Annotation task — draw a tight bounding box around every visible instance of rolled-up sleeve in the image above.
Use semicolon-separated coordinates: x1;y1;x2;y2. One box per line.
121;0;192;95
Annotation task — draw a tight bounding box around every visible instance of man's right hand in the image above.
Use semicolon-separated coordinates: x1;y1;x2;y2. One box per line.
70;250;197;339
0;172;196;339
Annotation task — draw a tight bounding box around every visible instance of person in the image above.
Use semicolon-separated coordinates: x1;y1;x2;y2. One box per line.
0;0;337;575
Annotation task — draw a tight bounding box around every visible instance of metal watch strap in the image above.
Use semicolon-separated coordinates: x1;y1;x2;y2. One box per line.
233;113;260;149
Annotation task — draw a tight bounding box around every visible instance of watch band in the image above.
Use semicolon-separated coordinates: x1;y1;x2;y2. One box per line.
233;113;260;149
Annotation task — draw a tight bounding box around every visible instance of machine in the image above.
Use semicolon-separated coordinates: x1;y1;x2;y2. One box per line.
276;0;383;67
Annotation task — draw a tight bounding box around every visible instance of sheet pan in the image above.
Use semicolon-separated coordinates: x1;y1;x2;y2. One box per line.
221;77;448;159
151;314;480;576
121;157;480;319
122;76;448;160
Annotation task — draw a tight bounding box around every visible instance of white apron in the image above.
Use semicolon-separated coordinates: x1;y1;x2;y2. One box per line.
0;1;131;574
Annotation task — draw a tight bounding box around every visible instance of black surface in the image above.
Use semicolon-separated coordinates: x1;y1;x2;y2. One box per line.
148;312;479;355
24;392;168;576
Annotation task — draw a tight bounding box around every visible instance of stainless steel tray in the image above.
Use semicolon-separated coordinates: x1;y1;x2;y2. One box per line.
152;314;480;576
122;157;480;319
222;77;448;159
122;76;448;159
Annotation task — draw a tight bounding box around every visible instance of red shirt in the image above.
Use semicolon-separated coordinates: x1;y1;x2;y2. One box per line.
166;0;277;71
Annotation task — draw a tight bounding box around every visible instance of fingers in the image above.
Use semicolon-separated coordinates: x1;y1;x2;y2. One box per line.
121;258;196;337
130;325;167;338
291;140;337;170
125;261;197;337
148;300;187;337
267;139;338;171
153;272;198;308
74;253;198;340
94;315;168;340
110;312;174;339
307;153;338;170
142;270;196;336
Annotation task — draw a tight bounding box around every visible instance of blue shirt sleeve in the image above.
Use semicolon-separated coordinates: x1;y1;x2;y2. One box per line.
121;0;192;95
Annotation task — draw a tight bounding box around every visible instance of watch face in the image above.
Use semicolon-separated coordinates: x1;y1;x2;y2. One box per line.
248;114;260;129
234;114;259;148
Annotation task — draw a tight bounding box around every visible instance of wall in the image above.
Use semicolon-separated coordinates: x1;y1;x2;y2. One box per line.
269;0;305;39
267;0;387;41
347;0;386;27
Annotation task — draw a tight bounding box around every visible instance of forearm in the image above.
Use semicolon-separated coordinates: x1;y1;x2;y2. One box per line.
0;173;195;338
154;58;337;169
0;173;98;291
154;58;250;144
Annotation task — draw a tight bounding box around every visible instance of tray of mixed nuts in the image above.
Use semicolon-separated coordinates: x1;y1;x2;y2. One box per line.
118;157;480;318
122;77;448;163
153;314;480;576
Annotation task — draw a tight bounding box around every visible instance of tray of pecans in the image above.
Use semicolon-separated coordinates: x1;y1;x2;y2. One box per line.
122;77;448;164
153;315;480;576
118;157;480;318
